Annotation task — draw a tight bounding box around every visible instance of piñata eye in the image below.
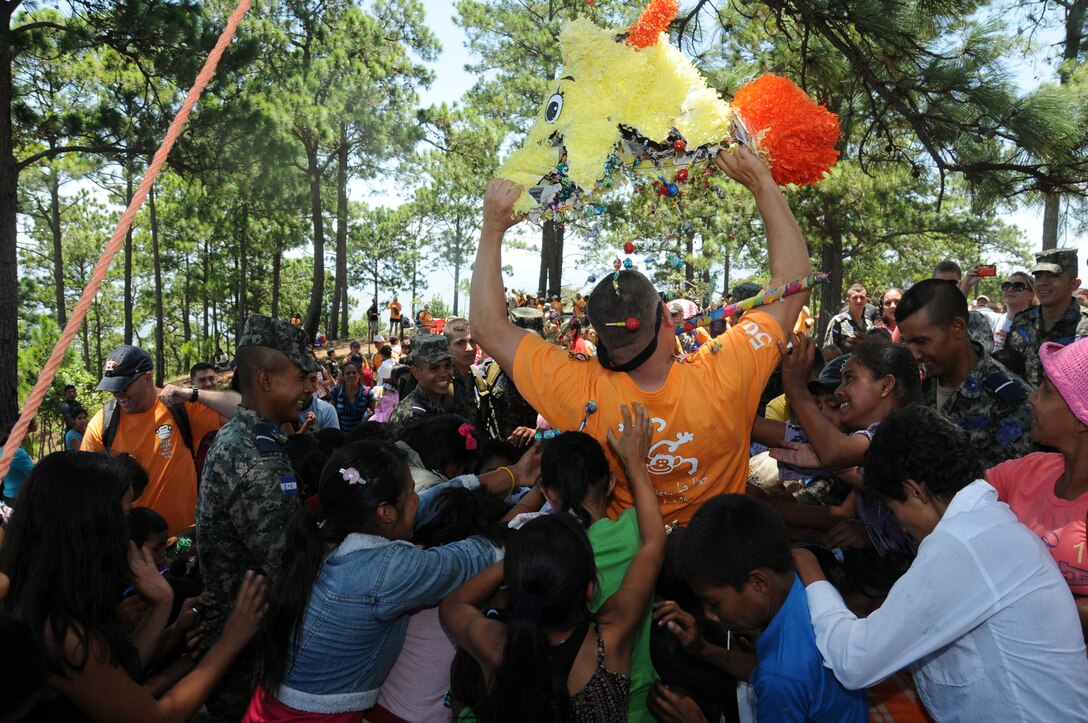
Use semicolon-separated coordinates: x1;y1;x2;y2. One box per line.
544;93;564;123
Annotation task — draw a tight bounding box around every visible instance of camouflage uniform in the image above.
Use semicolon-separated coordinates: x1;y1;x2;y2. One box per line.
1007;247;1088;387
967;310;995;355
823;310;874;349
1007;303;1088;387
389;383;444;427
450;366;482;429
195;314;317;722
922;344;1035;469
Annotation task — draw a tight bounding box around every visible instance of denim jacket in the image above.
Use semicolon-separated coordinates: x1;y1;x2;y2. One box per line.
274;526;500;713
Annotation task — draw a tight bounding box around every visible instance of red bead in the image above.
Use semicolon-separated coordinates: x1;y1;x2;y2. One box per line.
623;241;636;254
625;317;641;331
675;169;689;182
673;139;687;153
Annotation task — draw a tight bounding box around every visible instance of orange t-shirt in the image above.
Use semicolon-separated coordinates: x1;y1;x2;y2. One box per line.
514;310;784;527
388;301;402;321
82;398;222;535
574;298;587;318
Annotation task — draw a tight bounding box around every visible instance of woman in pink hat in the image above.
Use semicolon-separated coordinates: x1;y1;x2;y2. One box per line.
986;337;1088;638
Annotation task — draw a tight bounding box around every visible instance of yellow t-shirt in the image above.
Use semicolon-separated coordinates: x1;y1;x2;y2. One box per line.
514;310;784;527
82;398;222;535
388;301;402;321
764;393;792;423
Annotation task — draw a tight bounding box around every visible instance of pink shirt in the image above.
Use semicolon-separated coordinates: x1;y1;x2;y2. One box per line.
988;452;1088;594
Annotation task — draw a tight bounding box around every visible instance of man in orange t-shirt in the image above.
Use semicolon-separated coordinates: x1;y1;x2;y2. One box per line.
471;146;813;527
574;293;587;318
81;345;240;535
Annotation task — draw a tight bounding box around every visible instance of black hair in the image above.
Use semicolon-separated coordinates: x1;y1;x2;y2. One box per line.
108;452;149;501
345;420;392;445
878;288;903;324
64;383;76;392
847;339;922;407
283;434;329;500
539;432;610;528
896;278;969;328
0;612;49;718
313;427;347;451
397;414;479;479
476;514;597;723
863;405;982;502
412;486;512;549
236;346;289;396
0;452;130;677
256;441;410;692
991;347;1027;380
128;506;168;546
675;495;792;591
379;345;393;358
189;362;214;379
473;439;519;475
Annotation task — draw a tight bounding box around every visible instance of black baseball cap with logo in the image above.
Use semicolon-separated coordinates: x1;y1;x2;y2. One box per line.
97;346;154;392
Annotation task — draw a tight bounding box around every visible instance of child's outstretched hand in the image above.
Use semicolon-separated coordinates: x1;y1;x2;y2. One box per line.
607;403;653;473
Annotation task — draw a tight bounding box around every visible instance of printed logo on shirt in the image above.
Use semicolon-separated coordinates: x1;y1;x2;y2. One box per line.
155;423;175;460
739;320;773;351
645;417;699;476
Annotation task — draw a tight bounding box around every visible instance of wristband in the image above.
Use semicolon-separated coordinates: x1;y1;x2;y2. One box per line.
498;466;516;494
190;386;199;403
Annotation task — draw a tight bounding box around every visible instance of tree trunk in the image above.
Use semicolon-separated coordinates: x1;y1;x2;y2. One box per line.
1041;192;1060;251
452;216;462;315
410;253;418;321
684;230;694;285
202;237;209;350
271;243;282;319
303;145;325;335
331;126;349;340
182;255;192;371
549;223;564;298
93;296;103;372
124;156;135;345
0;4;18;428
238;203;248;338
150;185;165;386
538;223;552;296
50;166;66;328
818;228;844;344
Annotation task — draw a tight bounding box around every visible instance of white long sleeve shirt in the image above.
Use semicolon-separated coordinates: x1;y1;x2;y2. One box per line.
806;480;1088;722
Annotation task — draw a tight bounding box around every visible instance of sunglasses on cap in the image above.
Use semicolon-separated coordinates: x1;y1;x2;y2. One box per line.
1001;282;1031;293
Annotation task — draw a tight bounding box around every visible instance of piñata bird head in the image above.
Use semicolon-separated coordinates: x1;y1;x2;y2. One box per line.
499;0;841;217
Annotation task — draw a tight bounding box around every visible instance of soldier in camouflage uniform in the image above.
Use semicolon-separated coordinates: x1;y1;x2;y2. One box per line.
389;334;454;427
1007;248;1088;387
443;317;486;433
898;279;1035;469
491;307;545;440
196;314;319;722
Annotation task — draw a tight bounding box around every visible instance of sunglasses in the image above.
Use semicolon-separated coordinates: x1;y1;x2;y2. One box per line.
1001;282;1030;292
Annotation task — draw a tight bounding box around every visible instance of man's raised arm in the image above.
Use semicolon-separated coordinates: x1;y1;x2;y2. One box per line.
470;179;530;374
716;146;813;333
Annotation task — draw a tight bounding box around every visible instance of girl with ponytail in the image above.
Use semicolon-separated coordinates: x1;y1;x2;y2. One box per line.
246;440;503;722
442;403;665;723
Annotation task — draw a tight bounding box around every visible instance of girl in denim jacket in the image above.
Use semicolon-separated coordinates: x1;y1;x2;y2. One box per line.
245;440;506;721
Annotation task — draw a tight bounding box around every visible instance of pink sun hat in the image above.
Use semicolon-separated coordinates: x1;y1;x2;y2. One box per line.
1039;339;1088;426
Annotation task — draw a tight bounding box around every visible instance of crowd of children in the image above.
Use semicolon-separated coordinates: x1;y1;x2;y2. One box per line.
2;144;1088;723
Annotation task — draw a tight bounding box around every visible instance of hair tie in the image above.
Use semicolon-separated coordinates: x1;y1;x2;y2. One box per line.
458;423;478;451
304;494;326;522
340;467;366;485
513;591;545;623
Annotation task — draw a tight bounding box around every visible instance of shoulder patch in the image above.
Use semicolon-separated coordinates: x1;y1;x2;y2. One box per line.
995;417;1024;447
983;372;1028;405
253;422;283;453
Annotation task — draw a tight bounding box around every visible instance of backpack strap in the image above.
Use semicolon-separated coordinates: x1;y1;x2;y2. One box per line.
169;404;196;460
102;399;120;453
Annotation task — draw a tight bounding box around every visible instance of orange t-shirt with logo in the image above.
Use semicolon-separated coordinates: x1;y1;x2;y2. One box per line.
514;310;784;527
82;398;222;535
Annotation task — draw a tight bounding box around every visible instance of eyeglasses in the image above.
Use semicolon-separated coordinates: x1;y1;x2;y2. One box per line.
1001;282;1030;293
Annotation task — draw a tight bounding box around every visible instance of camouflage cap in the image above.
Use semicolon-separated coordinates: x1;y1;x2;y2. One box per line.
1033;247;1079;276
412;333;453;365
238;314;320;372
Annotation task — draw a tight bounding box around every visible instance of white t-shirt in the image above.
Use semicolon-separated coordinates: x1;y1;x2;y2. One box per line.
377;357;397;386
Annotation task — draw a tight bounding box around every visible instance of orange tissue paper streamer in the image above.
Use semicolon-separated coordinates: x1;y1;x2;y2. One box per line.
732;73;841;186
627;0;679;48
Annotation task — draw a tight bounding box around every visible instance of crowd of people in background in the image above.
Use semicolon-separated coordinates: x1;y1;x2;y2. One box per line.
2;144;1088;723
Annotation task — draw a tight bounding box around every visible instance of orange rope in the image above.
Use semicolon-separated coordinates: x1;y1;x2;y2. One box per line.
0;0;252;480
